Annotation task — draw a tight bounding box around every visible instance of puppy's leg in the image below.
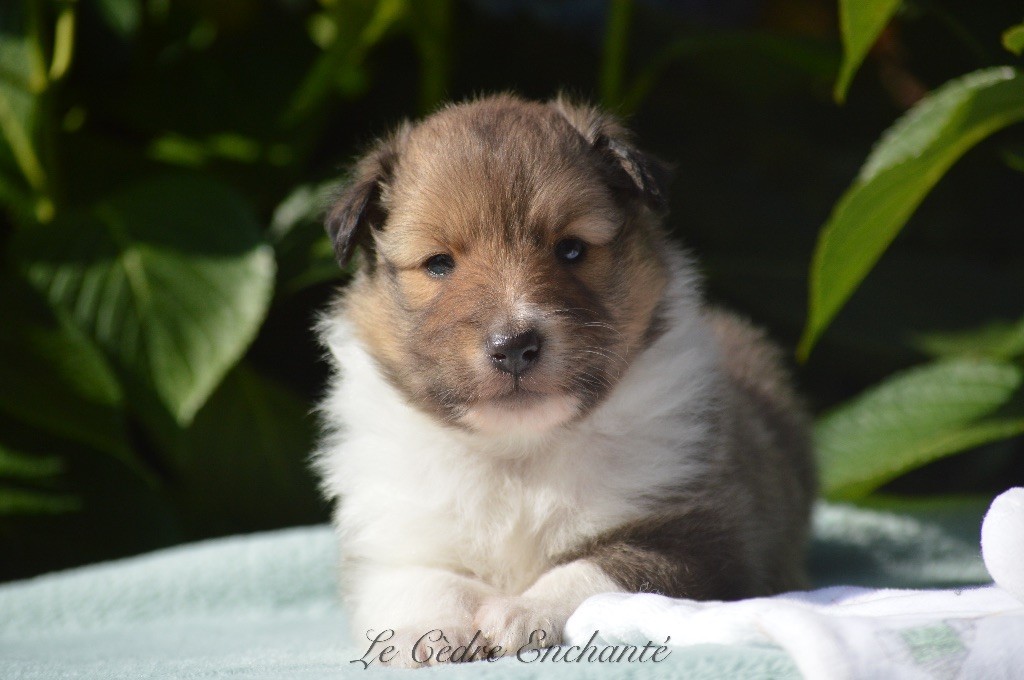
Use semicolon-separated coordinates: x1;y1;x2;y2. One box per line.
565;512;759;601
348;564;498;667
473;560;623;651
475;511;758;651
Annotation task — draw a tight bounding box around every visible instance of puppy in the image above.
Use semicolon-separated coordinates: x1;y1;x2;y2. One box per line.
315;94;816;666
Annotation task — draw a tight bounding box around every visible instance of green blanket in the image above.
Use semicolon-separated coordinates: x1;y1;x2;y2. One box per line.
0;501;991;679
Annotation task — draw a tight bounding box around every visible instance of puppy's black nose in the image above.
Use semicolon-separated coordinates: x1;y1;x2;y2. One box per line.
487;330;542;376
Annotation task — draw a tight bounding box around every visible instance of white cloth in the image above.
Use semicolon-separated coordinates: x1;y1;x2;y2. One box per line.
982;487;1024;603
566;488;1024;680
566;586;1024;680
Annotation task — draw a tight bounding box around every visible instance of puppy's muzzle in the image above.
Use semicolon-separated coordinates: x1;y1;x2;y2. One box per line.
487;329;542;377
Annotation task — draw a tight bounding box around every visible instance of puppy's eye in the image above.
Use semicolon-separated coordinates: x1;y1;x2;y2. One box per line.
424;254;455;277
555;238;586;263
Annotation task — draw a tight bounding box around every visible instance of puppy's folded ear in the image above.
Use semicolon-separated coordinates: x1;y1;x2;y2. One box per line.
325;124;409;266
551;96;671;213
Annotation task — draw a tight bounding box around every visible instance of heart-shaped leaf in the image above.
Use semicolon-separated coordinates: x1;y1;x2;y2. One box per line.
14;174;275;425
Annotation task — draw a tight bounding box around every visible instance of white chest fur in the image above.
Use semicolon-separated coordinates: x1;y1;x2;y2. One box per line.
316;274;720;595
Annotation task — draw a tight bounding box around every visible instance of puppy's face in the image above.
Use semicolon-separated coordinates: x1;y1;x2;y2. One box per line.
328;96;670;435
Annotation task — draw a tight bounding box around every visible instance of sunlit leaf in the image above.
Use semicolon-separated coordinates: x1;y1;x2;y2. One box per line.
799;67;1024;359
834;0;901;103
816;359;1024;500
1003;22;1024;56
13;174;275;425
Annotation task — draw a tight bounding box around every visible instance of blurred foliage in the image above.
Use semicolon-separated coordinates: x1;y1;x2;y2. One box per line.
0;0;1022;581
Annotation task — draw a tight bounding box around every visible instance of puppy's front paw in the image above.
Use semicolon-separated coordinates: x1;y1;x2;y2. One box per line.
381;625;493;667
473;596;562;653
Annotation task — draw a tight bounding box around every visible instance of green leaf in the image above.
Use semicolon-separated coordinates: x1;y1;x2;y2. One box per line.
834;0;901;103
0;444;78;516
284;0;408;124
799;67;1024;360
0;275;128;457
0;487;79;515
13;174;275;425
619;31;838;114
0;445;63;480
175;364;324;535
0;437;179;579
913;317;1024;361
0;2;48;202
1001;142;1024;173
271;181;346;296
1003;23;1024;56
269;180;336;242
95;0;142;38
815;359;1024;500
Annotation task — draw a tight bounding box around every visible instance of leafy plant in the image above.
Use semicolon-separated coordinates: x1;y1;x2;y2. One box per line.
1;0;1021;579
803;3;1024;499
0;0;453;579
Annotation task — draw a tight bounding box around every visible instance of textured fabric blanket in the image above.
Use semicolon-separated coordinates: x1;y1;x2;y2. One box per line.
567;585;1023;679
0;500;1001;679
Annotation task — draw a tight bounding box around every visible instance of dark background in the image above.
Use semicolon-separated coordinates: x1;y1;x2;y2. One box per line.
1;0;1022;582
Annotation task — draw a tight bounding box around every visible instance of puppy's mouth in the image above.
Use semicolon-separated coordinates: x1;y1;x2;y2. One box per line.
488;384;548;405
474;369;559;405
460;390;581;435
457;365;581;433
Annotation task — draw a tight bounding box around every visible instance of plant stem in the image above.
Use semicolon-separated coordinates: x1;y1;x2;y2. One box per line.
600;0;632;110
49;1;77;82
0;89;47;194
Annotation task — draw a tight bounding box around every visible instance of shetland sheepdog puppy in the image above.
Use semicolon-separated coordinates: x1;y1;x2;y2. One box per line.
315;94;816;667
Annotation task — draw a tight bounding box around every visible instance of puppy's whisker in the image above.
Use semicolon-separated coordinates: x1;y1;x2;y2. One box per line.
567;367;615;391
577;347;628;371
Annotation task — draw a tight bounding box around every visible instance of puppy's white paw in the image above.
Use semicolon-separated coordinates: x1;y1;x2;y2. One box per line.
381;625;494;667
473;596;562;653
